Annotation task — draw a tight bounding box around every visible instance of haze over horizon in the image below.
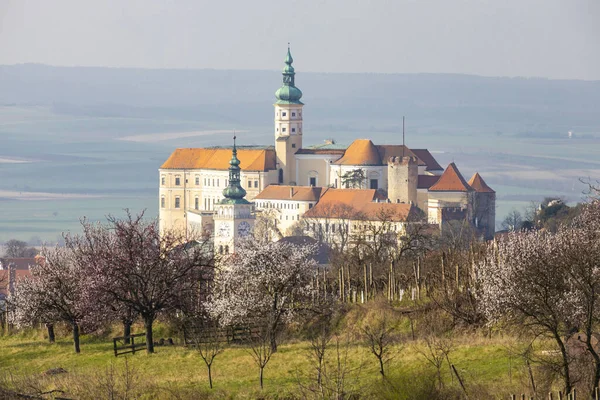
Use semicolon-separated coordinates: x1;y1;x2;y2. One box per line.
1;0;598;80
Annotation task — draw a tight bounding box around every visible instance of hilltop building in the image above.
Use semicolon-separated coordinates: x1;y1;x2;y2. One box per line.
159;47;496;243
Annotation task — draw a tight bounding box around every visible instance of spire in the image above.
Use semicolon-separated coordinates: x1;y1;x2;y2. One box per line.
275;45;303;105
220;134;250;204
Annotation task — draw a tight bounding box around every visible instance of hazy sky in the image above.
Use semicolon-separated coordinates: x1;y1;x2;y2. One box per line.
1;0;598;80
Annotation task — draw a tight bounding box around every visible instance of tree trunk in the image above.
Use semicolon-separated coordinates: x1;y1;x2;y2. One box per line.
208;364;213;389
144;316;155;353
123;321;132;345
379;357;385;378
46;323;55;343
260;366;264;389
72;322;80;354
553;331;572;394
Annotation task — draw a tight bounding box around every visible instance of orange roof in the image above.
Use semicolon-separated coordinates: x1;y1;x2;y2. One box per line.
332;140;443;172
429;163;473;192
359;202;417;222
254;185;326;202
468;173;495;193
160;147;276;171
333;139;381;166
303;189;415;222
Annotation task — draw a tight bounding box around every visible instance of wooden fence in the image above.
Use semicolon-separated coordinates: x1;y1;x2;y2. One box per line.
182;325;260;346
113;332;146;357
510;387;599;400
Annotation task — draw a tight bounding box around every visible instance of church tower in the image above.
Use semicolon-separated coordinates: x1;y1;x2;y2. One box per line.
274;45;303;186
213;136;255;255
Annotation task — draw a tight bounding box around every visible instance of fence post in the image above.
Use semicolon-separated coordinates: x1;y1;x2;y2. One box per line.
113;338;118;357
131;335;135;355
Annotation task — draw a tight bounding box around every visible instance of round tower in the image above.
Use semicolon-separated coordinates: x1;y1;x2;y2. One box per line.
387;156;418;205
274;45;303;185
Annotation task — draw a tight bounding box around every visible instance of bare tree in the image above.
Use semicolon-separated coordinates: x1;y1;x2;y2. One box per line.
416;335;455;389
247;323;275;390
361;312;398;378
191;322;225;389
3;239;37;258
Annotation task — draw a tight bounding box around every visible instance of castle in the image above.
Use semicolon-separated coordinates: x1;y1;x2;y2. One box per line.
158;47;496;250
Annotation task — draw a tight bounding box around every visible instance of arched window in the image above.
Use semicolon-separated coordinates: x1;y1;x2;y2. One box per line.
224;245;229;254
278;169;284;184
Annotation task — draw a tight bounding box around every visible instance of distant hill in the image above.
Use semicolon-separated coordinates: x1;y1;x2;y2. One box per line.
1;64;599;135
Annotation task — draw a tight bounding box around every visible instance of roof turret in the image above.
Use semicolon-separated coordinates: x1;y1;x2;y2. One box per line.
220;136;251;204
275;45;303;105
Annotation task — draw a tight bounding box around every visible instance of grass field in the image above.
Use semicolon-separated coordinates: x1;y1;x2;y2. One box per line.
0;325;534;399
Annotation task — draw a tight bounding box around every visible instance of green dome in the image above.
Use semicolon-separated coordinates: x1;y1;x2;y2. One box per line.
275;85;303;104
275;46;303;105
219;136;250;205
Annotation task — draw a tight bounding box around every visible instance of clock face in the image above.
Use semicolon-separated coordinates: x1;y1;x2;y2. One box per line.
238;221;251;237
218;223;231;237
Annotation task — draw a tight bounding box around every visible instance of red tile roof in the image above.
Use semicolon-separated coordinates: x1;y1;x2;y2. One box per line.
0;258;37;270
417;175;440;189
0;269;31;296
468;173;495;193
254;185;326;202
303;189;416;222
428;163;473;192
160;147;277;171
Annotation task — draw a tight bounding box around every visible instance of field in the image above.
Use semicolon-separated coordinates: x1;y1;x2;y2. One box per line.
0;327;530;399
1;104;599;243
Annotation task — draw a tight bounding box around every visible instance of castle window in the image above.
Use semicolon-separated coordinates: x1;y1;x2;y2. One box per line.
212;179;215;186
175;197;181;208
309;203;313;209
292;112;296;117
370;179;378;189
282;127;286;132
225;179;228;186
175;177;181;186
204;198;208;209
332;224;336;233
278;169;284;184
161;176;165;185
334;178;338;188
254;180;259;188
195;197;199;210
161;197;165;208
219;245;223;254
309;177;316;187
195;176;200;185
217;179;220;186
225;246;229;253
282;112;287;117
292;128;296;133
292;143;296;148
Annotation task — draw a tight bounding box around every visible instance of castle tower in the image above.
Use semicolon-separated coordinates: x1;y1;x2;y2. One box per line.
387;156;418;205
213;136;255;255
274;45;303;186
468;172;496;240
